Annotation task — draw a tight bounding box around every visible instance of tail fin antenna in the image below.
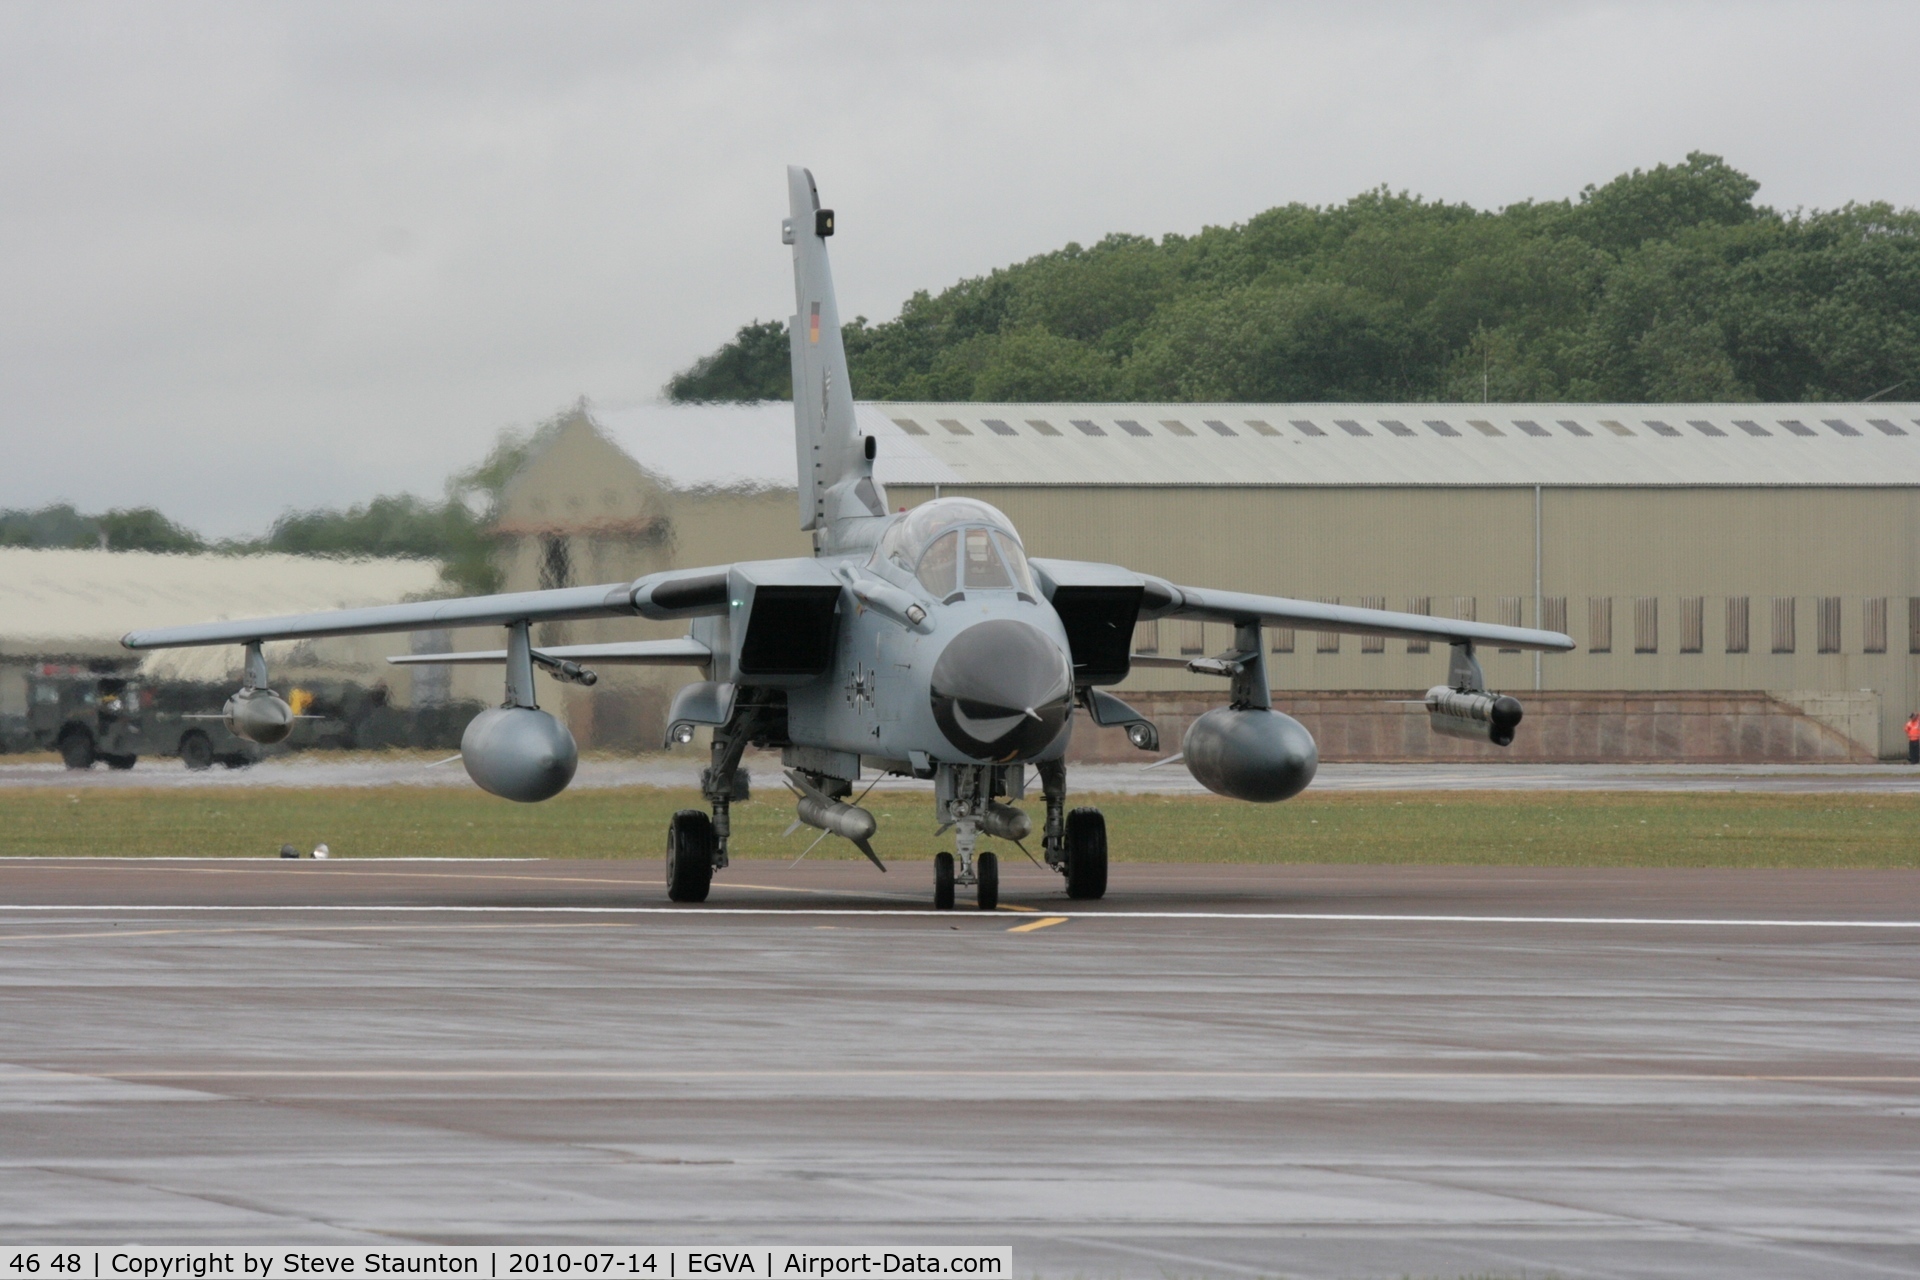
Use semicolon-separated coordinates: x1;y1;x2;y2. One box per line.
786;166;883;539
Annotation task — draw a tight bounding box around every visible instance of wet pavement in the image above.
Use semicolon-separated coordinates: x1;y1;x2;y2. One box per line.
1;858;1916;1278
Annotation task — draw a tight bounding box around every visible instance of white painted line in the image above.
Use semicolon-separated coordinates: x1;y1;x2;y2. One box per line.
5;1067;1917;1083
0;856;548;862
0;905;1917;928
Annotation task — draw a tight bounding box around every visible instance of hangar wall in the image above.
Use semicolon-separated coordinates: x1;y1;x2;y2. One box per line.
889;483;1920;758
494;403;1920;760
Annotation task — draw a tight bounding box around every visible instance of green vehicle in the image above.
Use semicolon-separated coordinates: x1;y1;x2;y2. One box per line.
27;666;259;770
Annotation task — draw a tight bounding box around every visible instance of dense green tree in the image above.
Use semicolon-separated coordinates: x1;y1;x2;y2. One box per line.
664;318;793;402
664;153;1920;406
0;503;105;548
97;507;205;552
0;503;204;552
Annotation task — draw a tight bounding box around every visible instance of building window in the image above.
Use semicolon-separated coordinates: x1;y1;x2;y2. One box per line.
1864;598;1888;654
1634;597;1658;653
1316;598;1340;654
1359;597;1385;652
1771;597;1796;654
1588;597;1612;654
1177;619;1206;655
1726;596;1749;654
1542;597;1567;636
1271;626;1295;654
1680;597;1704;653
1132;620;1158;655
539;535;572;590
1406;597;1430;654
1817;597;1841;654
1497;596;1522;652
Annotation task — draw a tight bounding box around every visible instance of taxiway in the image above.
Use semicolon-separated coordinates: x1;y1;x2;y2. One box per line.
1;858;1915;1279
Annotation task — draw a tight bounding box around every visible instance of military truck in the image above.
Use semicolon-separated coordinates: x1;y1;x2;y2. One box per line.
27;666;260;770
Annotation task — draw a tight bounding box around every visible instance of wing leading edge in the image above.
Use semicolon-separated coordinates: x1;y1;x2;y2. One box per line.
121;566;738;651
389;639;713;667
1157;583;1575;652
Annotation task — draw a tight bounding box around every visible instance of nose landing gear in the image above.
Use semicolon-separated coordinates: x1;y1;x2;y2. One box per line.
932;763;1010;911
932;839;999;911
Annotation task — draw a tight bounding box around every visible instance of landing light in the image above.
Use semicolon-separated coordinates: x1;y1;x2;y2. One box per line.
1126;723;1155;750
670;723;697;745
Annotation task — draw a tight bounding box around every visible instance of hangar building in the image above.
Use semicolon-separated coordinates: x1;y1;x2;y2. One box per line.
493;400;1920;761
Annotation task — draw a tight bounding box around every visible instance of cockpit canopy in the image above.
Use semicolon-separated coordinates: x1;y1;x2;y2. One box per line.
873;498;1037;599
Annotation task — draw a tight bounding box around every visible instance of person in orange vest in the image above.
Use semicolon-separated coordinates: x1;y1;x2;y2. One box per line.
1908;712;1920;765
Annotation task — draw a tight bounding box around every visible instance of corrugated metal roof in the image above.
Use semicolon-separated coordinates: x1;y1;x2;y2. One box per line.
863;402;1920;487
599;401;1920;489
595;402;799;491
0;548;443;649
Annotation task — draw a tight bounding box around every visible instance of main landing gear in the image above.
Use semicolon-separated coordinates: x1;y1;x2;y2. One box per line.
1040;759;1106;901
663;702;767;904
666;809;715;903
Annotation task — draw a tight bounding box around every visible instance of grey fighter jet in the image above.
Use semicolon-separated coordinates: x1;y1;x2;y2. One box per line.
123;167;1575;909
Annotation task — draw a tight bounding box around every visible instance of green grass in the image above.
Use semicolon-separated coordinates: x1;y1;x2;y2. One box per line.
2;786;1917;867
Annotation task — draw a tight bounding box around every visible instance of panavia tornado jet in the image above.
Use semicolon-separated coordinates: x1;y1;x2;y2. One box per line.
123;167;1575;909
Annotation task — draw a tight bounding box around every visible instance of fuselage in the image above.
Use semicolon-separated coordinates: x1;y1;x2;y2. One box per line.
787;497;1077;769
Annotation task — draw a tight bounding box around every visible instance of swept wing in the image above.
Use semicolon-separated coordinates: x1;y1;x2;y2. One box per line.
1029;557;1574;657
121;568;735;650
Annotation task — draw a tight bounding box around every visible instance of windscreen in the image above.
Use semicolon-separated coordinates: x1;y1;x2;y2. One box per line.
886;497;1034;597
992;531;1036;595
915;530;960;596
962;528;1013;590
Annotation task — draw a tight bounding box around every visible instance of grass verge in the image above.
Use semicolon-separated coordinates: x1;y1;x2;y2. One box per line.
1;787;1916;867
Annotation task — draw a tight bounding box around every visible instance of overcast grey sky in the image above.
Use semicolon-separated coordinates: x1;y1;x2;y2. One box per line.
4;1;1917;536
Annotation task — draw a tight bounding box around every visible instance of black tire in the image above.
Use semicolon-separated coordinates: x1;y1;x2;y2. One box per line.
58;730;95;771
1065;807;1108;900
102;754;137;771
665;808;715;903
219;755;253;770
976;850;999;912
933;851;955;911
179;732;214;771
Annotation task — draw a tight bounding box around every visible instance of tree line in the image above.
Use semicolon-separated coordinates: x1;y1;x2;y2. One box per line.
665;153;1920;405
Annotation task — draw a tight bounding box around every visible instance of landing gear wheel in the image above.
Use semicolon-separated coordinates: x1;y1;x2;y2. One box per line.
665;808;715;903
933;852;955;911
179;731;213;772
58;731;95;771
1065;807;1107;900
975;850;999;912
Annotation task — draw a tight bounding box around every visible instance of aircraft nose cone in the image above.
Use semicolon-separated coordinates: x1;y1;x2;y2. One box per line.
930;619;1074;760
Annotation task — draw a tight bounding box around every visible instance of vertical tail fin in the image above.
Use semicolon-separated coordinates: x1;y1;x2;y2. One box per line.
786;166;884;536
